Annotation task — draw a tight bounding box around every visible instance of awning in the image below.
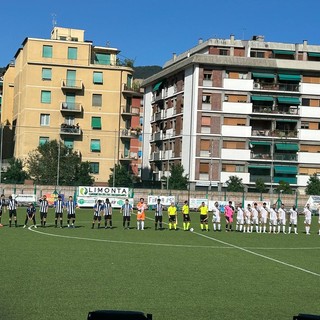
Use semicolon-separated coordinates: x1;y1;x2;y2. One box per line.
91;117;102;129
273;50;295;55
252;72;274;79
277;97;300;105
275;143;299;151
248;165;271;169
278;74;301;81
308;52;320;57
250;141;271;146
274;166;298;174
251;95;274;102
153;81;162;91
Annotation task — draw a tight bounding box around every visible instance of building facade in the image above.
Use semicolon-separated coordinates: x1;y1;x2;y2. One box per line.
1;27;142;183
142;35;320;192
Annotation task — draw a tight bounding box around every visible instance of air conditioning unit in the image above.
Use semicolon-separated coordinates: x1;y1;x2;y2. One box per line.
253;83;261;89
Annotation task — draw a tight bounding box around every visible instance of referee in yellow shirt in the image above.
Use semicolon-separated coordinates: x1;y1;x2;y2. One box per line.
198;201;209;231
168;202;177;230
182;200;191;231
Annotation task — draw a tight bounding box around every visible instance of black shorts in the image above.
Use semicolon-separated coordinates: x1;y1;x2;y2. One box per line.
40;212;47;219
200;214;208;223
67;213;76;219
169;215;176;222
155;215;163;223
93;215;101;221
9;210;17;218
123;216;130;222
183;214;191;222
55;212;63;219
104;214;112;220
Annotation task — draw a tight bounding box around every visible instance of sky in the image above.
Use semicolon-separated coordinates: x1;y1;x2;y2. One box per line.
1;0;320;68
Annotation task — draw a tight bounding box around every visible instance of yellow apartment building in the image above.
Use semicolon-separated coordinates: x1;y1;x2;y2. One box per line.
1;27;140;183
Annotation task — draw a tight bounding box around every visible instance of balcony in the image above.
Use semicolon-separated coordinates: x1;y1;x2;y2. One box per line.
153;151;162;161
153;131;163;142
274;153;298;161
251;153;271;160
60;124;81;135
250;175;271;183
61;79;83;90
119;153;131;161
122;84;142;95
252;129;271;137
252;106;299;115
121;105;140;117
120;129;138;139
271;129;298;138
154;111;164;121
253;82;300;92
60;102;82;113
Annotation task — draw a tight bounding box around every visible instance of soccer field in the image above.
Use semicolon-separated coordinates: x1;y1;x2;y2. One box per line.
1;208;319;320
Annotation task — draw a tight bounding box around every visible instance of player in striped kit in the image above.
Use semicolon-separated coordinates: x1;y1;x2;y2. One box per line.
39;195;49;227
66;196;77;228
288;205;298;234
103;198;113;229
54;195;64;228
8;195;18;227
154;198;163;230
120;199;133;229
92;199;103;229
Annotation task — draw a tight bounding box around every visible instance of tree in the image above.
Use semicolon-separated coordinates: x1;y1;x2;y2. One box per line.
275;180;292;194
255;178;267;194
168;163;188;190
26;140;94;185
226;175;245;192
2;158;29;184
305;173;320;195
108;164;133;187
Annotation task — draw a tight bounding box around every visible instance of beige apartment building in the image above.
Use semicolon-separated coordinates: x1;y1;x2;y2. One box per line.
1;27;141;183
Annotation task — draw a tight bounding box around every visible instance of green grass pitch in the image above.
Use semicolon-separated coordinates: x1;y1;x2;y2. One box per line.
1;208;319;320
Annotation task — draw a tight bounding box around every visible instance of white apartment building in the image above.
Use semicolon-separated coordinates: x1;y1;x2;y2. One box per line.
142;35;320;191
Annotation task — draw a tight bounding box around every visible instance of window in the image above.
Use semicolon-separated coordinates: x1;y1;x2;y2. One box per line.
92;94;102;107
201;117;211;126
93;72;103;84
41;91;51;103
94;53;111;65
301;122;309;129
64;138;74;149
40;114;50;126
42;68;52;80
90;162;100;174
68;47;78;60
39;137;49;146
202;95;211;103
71;37;78;42
91;117;102;129
250;51;265;58
219;49;229;56
42;45;52;58
91;139;101;152
64;116;75;126
235;165;245;172
204;72;212;80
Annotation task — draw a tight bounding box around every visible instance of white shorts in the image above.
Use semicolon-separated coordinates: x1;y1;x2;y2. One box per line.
290;218;297;225
236;218;244;225
245;217;251;224
269;219;277;226
279;218;286;225
260;217;267;224
304;219;311;225
212;215;221;223
252;218;259;225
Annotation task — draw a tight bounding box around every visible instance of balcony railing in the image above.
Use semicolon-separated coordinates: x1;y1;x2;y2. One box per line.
60;124;81;135
120;129;138;139
251;153;271;160
252;129;272;137
61;102;82;112
122;84;142;94
253;82;300;92
61;79;83;90
252;106;299;115
121;105;140;116
274;153;298;161
250;175;271;183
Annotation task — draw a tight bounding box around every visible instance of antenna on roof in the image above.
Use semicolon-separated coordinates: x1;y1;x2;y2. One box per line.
51;13;57;28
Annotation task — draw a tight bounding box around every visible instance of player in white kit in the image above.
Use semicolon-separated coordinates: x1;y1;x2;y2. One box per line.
269;203;278;234
288;205;298;234
212;201;221;231
303;203;312;235
243;204;252;233
277;203;287;234
236;204;244;232
251;203;260;233
259;202;269;233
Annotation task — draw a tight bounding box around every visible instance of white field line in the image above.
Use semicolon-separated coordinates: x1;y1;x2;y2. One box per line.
193;230;320;277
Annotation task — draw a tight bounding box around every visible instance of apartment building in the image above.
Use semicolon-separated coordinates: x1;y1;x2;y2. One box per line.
1;27;142;183
142;35;320;191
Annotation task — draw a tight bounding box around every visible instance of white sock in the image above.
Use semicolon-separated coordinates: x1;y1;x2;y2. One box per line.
141;221;144;230
288;227;291;234
278;225;281;233
213;223;216;231
294;227;297;233
240;225;243;232
218;224;221;231
283;226;286;233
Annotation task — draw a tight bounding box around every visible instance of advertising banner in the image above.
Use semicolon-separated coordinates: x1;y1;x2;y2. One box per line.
147;195;176;207
77;186;130;197
77;196;134;208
